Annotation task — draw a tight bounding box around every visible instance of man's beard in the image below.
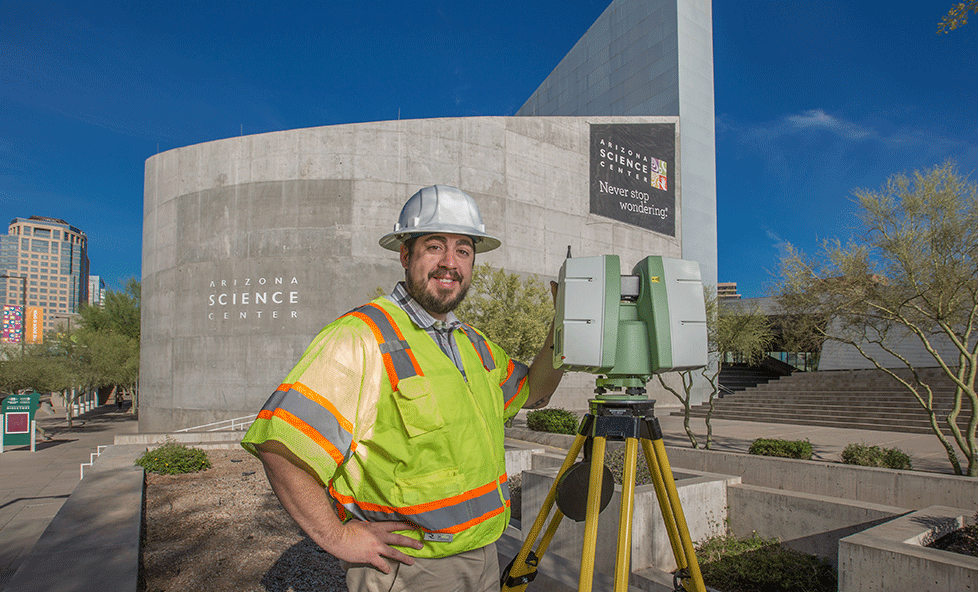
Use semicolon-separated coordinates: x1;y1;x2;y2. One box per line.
406;268;469;316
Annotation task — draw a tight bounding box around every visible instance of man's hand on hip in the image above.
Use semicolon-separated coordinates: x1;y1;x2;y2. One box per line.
327;520;425;573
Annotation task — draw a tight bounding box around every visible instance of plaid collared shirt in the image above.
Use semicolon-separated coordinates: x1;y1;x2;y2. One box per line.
387;281;468;379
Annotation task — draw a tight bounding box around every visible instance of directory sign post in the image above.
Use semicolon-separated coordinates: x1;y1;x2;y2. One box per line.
1;392;40;450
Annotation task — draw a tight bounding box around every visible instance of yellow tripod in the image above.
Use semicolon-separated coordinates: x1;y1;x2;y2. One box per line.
500;398;706;592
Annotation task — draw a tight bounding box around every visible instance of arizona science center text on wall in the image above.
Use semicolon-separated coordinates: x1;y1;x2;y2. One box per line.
590;123;676;237
206;275;300;323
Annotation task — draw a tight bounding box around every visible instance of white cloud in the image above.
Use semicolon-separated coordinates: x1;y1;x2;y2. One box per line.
785;109;874;140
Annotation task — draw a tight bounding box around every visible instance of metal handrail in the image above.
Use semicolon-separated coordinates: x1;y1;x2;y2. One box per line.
175;414;257;433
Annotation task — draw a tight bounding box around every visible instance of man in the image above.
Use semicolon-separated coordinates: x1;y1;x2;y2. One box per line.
242;185;564;592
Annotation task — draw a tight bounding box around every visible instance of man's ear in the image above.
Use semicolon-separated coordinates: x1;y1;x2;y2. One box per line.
399;243;411;269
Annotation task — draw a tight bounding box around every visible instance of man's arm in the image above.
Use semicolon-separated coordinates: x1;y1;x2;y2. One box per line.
255;440;423;573
523;281;565;409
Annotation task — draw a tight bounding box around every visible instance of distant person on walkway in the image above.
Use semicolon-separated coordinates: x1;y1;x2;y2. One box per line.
115;391;124;410
242;185;564;592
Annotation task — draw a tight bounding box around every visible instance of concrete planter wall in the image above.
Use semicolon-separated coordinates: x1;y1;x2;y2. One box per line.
520;465;738;574
839;506;978;592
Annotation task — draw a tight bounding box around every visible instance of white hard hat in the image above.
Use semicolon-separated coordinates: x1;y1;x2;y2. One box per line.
379;185;501;253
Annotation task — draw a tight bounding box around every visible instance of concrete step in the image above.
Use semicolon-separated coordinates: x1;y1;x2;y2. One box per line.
712;395;952;406
682;368;970;435
707;400;953;413
680;409;967;435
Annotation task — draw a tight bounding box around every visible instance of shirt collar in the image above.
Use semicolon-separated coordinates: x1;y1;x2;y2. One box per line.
389;282;463;332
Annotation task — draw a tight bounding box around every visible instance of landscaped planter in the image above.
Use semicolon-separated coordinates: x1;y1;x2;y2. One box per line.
839;506;978;592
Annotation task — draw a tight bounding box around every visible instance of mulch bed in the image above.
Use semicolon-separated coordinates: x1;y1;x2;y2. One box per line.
139;449;346;592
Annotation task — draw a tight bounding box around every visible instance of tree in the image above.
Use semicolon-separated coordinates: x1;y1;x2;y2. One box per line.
78;278;140;340
453;264;553;363
0;344;73;395
776;162;978;476
659;287;773;449
0;279;141;425
74;278;141;416
938;1;978;33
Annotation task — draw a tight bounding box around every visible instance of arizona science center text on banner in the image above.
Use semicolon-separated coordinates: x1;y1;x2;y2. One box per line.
590;123;676;237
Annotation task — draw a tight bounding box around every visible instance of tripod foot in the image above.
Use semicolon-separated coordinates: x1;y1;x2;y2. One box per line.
500;551;539;589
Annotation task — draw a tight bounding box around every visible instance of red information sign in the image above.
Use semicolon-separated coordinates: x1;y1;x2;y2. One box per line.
5;412;29;434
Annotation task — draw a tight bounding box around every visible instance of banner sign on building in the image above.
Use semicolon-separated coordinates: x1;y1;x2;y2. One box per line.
589;123;676;237
25;307;43;344
2;305;23;344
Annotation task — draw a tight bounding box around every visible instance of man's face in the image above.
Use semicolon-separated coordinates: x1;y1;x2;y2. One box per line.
400;233;475;320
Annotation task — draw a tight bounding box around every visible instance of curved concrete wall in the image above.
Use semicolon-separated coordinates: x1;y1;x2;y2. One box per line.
141;116;684;432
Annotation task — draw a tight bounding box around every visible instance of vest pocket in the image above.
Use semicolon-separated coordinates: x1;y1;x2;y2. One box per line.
395;467;472;530
393;375;445;437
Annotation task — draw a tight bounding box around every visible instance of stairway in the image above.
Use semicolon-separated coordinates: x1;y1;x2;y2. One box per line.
718;362;785;392
675;367;970;435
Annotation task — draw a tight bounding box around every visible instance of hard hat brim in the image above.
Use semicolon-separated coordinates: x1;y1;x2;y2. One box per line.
379;226;501;253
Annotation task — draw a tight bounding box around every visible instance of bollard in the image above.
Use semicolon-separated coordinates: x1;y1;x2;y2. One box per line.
30;420;36;453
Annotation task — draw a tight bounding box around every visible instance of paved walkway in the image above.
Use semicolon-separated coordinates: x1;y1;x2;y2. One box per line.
0;400;137;591
513;406;963;475
654;411;960;475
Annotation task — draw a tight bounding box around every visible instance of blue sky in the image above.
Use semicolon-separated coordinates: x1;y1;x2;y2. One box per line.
2;1;976;297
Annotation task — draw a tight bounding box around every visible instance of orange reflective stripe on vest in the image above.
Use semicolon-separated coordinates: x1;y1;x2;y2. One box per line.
501;359;529;410
329;473;510;534
344;303;424;390
460;324;496;371
258;382;356;465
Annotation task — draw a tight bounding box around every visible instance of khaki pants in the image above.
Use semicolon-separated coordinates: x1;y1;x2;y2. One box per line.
344;543;498;592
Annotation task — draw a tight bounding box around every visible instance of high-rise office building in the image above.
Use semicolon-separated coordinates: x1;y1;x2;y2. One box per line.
717;282;742;300
89;275;106;307
0;216;90;335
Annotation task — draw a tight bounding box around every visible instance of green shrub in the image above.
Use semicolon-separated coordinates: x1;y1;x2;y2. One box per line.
748;438;813;459
526;408;579;435
841;443;913;470
696;532;836;592
135;441;212;475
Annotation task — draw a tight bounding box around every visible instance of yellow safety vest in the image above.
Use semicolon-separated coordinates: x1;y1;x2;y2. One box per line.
242;297;530;558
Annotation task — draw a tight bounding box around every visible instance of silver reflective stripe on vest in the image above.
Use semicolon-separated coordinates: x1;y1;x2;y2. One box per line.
350;304;421;380
332;478;508;533
500;361;529;406
262;386;354;458
461;324;496;371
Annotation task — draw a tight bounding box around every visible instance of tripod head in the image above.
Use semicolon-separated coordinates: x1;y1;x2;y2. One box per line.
552;254;708;401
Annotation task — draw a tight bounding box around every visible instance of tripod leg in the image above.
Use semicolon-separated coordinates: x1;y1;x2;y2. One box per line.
613;437;640;592
501;432;587;592
641;439;687;570
577;435;607;592
642;437;707;592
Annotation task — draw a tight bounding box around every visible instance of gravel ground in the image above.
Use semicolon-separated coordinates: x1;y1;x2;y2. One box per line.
140;449;347;592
